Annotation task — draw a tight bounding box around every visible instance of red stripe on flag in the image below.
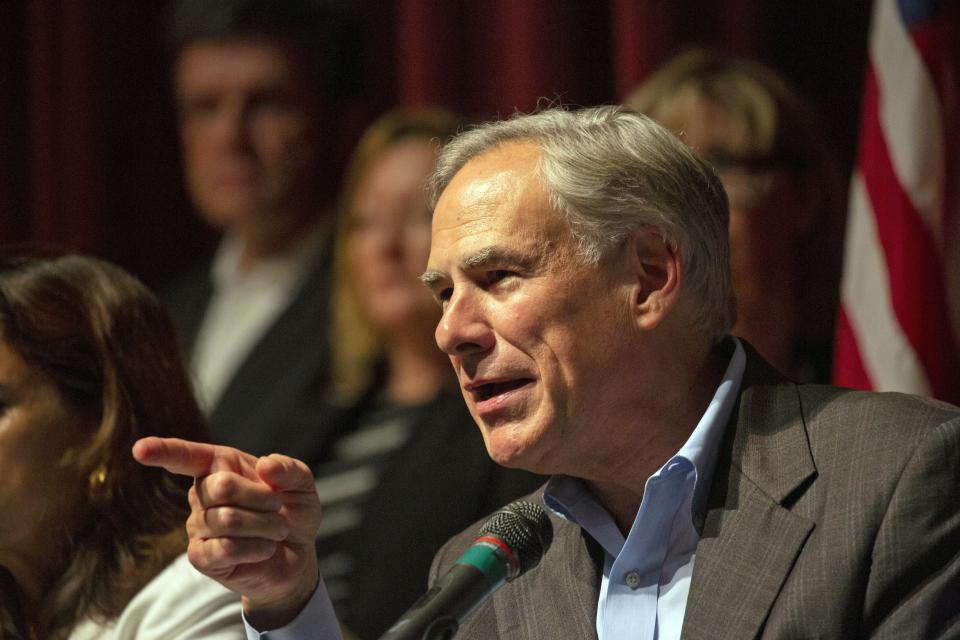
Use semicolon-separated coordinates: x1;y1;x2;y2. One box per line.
858;63;960;402
907;6;959;106
834;306;873;391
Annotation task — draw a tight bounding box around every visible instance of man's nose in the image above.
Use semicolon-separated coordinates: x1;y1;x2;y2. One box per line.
435;290;494;357
214;102;252;151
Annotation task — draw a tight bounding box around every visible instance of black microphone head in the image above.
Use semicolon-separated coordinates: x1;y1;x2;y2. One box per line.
477;500;553;579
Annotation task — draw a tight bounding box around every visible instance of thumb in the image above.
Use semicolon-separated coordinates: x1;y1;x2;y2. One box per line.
256;454;316;493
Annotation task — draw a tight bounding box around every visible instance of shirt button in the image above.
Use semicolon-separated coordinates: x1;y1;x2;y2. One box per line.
625;570;641;590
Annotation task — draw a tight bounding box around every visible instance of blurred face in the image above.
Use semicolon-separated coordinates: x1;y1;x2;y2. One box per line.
0;337;88;563
423;142;638;474
347;138;440;333
174;38;320;233
655;98;801;369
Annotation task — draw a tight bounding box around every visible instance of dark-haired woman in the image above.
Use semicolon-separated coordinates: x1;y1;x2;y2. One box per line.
0;253;245;639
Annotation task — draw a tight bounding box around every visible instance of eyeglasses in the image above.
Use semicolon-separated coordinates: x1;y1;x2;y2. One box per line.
704;151;797;210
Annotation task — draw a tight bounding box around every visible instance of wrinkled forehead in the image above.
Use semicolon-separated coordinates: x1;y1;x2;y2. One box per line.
427;142;572;270
172;36;315;99
434;142;535;224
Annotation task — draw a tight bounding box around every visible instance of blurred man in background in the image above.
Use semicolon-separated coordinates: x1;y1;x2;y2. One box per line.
163;0;359;461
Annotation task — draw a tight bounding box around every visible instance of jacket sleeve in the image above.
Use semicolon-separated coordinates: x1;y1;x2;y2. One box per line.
864;415;960;638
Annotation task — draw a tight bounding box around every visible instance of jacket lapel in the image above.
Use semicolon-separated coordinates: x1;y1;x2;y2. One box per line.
492;505;602;639
682;346;817;640
208;240;336;456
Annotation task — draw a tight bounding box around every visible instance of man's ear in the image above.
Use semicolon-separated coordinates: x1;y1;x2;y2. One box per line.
628;229;681;331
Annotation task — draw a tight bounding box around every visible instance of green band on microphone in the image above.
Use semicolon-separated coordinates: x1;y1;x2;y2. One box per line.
456;544;508;586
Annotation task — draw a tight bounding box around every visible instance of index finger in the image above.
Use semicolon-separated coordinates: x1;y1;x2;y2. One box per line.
134;437;260;480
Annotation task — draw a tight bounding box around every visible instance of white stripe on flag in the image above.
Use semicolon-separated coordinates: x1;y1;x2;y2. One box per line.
870;0;944;240
841;172;932;395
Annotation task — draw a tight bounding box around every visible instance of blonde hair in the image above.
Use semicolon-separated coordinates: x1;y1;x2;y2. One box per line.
625;49;844;363
331;108;462;403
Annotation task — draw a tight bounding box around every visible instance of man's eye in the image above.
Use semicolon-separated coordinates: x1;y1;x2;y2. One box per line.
488;270;514;284
438;288;453;303
250;93;293;115
181;98;219;119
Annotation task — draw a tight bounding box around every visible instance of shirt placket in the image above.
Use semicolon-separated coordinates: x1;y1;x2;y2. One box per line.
601;471;688;640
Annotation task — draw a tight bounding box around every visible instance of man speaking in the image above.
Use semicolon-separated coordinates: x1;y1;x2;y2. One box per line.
135;106;960;639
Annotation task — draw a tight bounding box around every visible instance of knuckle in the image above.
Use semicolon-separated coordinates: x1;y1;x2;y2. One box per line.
186;540;210;570
186;511;202;536
214;537;238;558
216;506;242;531
207;473;237;502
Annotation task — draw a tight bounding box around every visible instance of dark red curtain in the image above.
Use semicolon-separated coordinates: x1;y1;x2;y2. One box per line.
24;0;105;253
0;0;872;288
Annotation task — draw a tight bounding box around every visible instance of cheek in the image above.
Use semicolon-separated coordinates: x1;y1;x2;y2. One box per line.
538;334;589;403
548;299;629;388
0;448;25;512
0;424;81;534
496;305;541;353
346;237;378;291
254;115;314;164
180;125;213;172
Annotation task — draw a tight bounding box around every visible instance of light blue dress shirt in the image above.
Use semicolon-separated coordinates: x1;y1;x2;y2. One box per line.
243;576;342;640
544;338;745;640
246;339;745;639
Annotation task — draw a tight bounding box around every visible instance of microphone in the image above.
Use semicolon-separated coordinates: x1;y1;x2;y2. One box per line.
379;500;553;640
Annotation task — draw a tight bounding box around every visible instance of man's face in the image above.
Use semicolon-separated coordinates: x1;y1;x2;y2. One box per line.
173;38;320;232
423;142;639;475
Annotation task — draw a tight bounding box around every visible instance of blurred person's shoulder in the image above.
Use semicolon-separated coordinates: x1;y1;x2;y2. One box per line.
68;553;245;640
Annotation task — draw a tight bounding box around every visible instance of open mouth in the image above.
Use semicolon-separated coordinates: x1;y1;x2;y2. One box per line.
472;379;533;401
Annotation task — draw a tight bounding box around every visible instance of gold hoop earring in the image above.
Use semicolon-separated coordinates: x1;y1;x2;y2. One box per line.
88;465;110;501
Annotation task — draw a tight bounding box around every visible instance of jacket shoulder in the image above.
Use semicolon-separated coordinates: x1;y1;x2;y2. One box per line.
798;384;960;448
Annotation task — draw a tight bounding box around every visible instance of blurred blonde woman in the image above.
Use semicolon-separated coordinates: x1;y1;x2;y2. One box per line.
315;109;542;639
0;252;244;639
626;49;844;382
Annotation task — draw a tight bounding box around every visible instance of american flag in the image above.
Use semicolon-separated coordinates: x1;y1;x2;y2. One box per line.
833;0;960;404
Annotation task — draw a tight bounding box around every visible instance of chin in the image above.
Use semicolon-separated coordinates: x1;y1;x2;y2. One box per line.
197;204;261;230
482;424;542;472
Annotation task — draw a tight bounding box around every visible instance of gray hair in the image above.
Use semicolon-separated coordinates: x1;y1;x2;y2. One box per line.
428;105;736;341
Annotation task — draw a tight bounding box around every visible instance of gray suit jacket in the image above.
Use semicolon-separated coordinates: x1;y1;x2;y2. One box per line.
430;347;960;639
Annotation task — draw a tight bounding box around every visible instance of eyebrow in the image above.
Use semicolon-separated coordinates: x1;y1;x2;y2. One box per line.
419;270;445;288
419;246;541;288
